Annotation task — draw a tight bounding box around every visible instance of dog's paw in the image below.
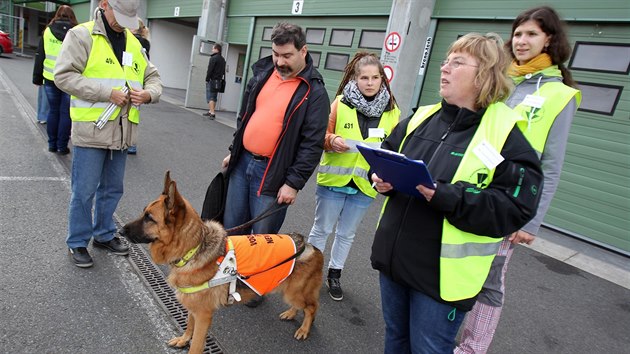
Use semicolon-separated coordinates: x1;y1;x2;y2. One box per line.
279;308;297;320
167;335;191;348
294;327;309;340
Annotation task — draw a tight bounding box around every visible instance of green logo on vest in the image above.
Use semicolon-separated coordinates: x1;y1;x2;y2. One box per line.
469;167;490;189
530;185;538;195
450;152;464;157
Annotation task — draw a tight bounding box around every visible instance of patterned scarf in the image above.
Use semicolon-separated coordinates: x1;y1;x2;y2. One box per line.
508;53;552;77
342;80;391;118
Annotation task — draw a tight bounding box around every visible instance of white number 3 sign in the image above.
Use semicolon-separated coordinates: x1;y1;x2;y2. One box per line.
292;0;304;15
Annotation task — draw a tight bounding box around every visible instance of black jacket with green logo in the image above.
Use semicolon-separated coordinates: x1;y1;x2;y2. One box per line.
370;100;543;311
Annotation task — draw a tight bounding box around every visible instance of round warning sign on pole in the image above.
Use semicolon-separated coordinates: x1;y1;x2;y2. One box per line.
383;65;394;83
384;32;402;53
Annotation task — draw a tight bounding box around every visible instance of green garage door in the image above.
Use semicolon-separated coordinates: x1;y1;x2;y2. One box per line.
420;20;630;254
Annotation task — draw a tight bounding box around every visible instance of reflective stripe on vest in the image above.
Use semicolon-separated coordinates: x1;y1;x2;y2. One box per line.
42;28;63;81
69;22;146;123
381;102;523;301
317;97;400;197
514;82;581;154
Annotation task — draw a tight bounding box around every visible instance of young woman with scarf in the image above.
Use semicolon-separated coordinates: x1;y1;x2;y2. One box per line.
307;52;400;301
456;6;581;353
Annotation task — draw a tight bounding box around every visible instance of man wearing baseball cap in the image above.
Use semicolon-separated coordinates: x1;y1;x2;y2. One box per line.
54;0;162;268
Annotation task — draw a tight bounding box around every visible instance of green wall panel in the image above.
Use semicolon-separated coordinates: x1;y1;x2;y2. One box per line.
226;16;251;44
72;3;91;23
248;16;388;102
228;0;391;17
147;0;202;18
421;19;630;253
433;0;630;22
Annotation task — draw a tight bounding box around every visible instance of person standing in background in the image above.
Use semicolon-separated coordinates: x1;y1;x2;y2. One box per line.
204;43;226;119
307;52;400;301
455;7;581;354
127;17;151;155
54;0;162;268
32;5;78;155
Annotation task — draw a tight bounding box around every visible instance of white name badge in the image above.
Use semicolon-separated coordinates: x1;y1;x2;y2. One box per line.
122;51;133;67
473;140;505;170
522;94;545;109
369;128;385;139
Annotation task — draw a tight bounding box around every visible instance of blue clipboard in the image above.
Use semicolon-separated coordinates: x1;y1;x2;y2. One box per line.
357;144;435;197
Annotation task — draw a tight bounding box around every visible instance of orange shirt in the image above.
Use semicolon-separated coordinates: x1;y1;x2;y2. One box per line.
243;70;301;157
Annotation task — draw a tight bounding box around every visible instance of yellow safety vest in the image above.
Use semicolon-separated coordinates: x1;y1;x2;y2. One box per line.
397;102;523;301
317;96;400;197
42;27;63;81
514;82;581;154
69;21;146;124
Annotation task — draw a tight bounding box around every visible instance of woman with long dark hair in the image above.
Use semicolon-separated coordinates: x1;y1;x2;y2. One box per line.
456;7;581;353
32;5;78;155
307;52;400;301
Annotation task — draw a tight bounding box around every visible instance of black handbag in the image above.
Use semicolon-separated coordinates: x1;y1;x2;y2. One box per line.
200;170;228;222
211;76;226;93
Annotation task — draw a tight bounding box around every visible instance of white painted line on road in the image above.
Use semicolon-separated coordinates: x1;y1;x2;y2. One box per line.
0;176;68;181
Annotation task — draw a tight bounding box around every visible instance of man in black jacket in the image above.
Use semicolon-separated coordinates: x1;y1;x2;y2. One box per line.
204;43;226;119
220;23;329;306
221;22;329;235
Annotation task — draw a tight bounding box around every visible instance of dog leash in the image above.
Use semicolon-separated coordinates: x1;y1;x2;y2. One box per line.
225;202;289;234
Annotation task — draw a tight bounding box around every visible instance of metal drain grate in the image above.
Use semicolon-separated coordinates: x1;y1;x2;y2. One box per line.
128;243;225;354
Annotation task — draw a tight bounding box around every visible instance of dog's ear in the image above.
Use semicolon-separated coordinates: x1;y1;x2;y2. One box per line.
163;170;172;195
166;180;177;211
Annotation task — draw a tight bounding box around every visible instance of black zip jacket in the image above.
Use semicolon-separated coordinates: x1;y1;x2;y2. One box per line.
32;20;73;85
371;100;543;311
205;52;226;82
227;54;330;196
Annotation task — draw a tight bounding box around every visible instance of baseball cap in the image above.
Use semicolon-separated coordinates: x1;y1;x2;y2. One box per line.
109;0;140;30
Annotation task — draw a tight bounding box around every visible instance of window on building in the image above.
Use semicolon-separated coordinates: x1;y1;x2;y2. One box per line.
576;82;623;116
259;46;272;59
569;42;630;74
262;27;273;41
309;51;321;68
306;28;325;45
325;53;350;71
329;29;354;47
359;30;385;49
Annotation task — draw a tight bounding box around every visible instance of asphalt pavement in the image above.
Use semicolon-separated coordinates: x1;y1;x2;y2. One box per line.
0;51;628;354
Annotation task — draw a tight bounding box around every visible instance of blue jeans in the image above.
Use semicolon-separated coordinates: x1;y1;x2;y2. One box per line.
37;85;49;122
44;81;71;150
308;185;373;269
379;273;465;354
223;151;288;235
66;147;127;248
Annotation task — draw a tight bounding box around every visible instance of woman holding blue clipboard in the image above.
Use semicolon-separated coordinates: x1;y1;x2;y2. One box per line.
307;52;400;301
370;33;543;353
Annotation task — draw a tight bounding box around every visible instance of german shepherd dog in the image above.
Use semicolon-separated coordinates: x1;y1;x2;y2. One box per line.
121;172;323;354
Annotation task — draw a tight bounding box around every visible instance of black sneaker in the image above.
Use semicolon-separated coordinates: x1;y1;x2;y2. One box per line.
327;278;344;301
244;295;265;308
69;247;94;268
93;236;129;256
57;148;70;155
327;268;343;301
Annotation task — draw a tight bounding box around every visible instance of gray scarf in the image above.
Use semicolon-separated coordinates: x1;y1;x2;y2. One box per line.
342;80;390;118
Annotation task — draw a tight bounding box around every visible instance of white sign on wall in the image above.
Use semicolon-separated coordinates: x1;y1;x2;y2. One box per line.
292;0;304;15
174;6;180;17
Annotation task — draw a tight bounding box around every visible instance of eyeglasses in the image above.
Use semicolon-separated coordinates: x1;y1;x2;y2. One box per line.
440;59;479;69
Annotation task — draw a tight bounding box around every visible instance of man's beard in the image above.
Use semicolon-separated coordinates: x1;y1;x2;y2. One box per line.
275;64;293;77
